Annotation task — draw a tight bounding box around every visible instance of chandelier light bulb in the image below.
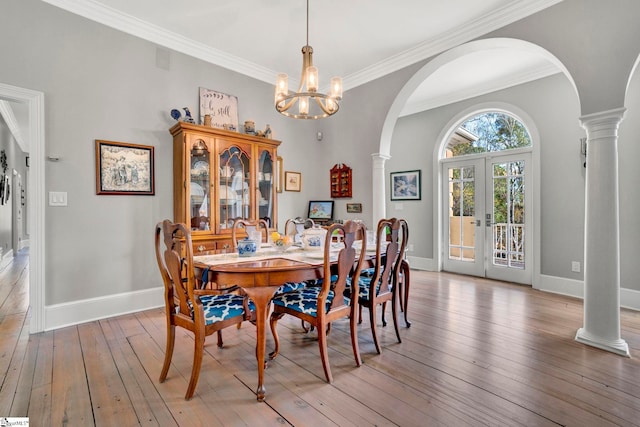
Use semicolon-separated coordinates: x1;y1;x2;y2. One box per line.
299;96;309;115
330;77;343;100
306;66;318;92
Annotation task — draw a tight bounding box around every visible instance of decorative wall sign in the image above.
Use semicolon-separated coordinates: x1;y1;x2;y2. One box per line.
390;170;421;200
199;87;239;130
95;140;155;195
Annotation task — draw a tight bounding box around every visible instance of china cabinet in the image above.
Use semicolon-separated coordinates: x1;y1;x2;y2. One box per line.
170;122;280;252
330;163;352;198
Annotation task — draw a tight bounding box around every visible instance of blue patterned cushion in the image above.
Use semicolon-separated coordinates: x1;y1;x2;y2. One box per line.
275;282;308;295
272;286;349;317
190;294;247;325
360;267;375;278
345;277;386;302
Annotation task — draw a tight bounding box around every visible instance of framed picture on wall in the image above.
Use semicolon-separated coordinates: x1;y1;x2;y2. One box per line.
390;170;421;201
346;203;362;213
95;140;155;195
284;171;302;192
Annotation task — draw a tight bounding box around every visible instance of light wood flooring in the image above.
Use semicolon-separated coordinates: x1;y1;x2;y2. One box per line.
1;250;640;426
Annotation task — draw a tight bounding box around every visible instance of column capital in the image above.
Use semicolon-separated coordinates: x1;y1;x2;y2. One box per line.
371;153;391;168
579;107;626;141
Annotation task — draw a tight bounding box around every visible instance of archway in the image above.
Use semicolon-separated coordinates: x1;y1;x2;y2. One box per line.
373;38;578;225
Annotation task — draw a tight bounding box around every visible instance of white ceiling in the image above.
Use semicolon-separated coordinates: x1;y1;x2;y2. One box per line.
5;0;565;152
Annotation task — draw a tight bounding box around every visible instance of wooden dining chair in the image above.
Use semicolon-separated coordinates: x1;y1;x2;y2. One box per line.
155;220;251;400
345;218;404;354
269;220;367;383
284;217;315;244
231;218;269;250
394;219;411;328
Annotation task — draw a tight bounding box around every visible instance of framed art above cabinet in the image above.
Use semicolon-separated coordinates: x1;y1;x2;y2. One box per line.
330;163;352;198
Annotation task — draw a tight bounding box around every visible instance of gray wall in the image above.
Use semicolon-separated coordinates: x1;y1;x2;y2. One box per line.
388;73;586;279
0;0;324;304
1;0;639;321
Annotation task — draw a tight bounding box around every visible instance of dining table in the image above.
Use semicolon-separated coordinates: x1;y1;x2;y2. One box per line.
193;243;377;401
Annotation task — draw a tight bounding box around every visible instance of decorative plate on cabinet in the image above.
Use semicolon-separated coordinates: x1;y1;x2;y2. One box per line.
191;161;209;177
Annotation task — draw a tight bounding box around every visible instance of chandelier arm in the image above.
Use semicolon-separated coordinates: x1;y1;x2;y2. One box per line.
314;96;332;115
277;97;298;113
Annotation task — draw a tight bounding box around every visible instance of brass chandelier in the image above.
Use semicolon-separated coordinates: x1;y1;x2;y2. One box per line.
274;0;342;119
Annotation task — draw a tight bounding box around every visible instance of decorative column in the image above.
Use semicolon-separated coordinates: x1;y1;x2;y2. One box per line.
576;107;630;357
371;153;390;226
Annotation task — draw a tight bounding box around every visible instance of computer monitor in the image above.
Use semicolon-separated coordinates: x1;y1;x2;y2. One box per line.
307;200;334;222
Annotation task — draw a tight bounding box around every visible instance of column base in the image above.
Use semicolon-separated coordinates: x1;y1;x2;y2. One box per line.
575;327;630;357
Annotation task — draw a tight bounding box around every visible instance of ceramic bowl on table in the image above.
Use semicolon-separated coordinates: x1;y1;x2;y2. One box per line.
237;238;257;257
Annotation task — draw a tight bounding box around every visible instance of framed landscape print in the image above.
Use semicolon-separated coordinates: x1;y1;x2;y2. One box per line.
390;170;421;201
346;203;362;213
95;140;155;195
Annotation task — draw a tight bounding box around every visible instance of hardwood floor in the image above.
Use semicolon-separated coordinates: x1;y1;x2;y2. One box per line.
1;250;639;426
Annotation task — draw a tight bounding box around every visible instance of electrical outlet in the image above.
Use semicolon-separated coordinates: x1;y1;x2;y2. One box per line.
571;261;581;273
408;244;414;252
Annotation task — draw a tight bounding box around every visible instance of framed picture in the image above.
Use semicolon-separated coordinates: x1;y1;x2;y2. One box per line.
95;140;155;195
285;171;302;192
308;200;334;221
346;203;362;213
390;170;421;201
276;156;283;193
199;87;239;130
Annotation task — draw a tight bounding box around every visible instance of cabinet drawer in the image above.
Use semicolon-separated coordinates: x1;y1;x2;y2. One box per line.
192;240;217;254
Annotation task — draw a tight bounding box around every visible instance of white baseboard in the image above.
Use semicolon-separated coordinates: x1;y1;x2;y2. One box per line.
621;287;640;311
45;286;164;331
19;239;29;250
407;257;639;312
41;262;640;331
0;248;14;271
406;256;436;271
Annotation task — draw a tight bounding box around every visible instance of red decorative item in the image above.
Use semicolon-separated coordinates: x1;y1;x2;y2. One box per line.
330;163;352;198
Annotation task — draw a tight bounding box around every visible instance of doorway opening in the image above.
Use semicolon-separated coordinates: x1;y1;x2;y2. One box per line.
441;111;533;284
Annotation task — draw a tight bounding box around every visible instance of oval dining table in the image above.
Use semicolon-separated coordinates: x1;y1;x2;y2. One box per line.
194;249;329;402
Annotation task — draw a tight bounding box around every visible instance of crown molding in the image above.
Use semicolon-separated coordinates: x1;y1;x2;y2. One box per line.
42;0;562;91
41;0;275;84
343;0;563;90
400;63;561;117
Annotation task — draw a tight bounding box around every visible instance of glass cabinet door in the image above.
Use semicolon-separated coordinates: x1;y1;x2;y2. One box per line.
218;144;250;231
189;138;211;231
257;149;274;226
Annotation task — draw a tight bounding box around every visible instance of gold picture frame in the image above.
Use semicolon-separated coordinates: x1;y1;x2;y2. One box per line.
95;140;155;195
276;156;283;193
284;171;302;192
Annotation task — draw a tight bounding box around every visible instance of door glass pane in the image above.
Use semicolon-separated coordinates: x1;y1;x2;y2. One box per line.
219;145;250;229
190;139;210;231
448;166;475;261
492;161;525;269
258;150;274;226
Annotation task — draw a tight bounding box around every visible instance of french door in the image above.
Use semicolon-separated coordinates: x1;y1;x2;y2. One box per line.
442;152;532;284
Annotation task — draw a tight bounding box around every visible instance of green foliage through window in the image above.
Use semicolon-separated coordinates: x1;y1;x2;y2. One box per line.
448;112;531;157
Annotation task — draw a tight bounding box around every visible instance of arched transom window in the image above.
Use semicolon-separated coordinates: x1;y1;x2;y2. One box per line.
445;112;532;158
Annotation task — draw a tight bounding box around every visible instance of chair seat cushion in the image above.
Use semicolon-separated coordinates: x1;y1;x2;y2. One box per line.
272;286;348;317
345;277;390;303
275;281;308;295
192;294;247;325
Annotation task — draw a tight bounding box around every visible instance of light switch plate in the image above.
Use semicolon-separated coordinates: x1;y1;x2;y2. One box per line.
49;191;68;206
